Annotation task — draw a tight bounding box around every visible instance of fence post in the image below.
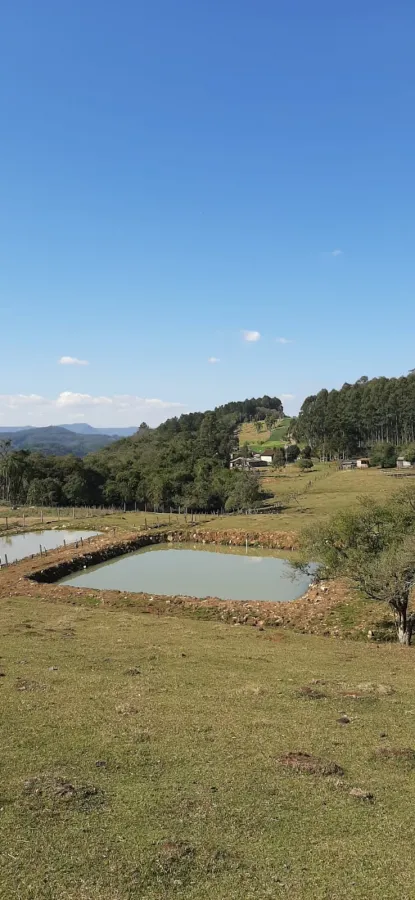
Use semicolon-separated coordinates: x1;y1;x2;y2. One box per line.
5;554;8;566
73;508;75;519
41;509;44;523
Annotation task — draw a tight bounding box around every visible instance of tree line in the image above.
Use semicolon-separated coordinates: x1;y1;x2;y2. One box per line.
0;396;284;512
292;373;415;458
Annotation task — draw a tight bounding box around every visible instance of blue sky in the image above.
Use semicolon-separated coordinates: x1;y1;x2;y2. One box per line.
1;0;414;426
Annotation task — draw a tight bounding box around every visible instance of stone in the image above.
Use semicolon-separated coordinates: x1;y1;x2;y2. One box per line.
337;715;350;725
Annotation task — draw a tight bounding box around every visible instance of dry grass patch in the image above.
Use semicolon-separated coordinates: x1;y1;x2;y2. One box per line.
22;774;105;812
278;752;344;777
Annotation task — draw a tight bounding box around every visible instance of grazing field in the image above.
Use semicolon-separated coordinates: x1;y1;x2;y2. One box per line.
202;465;408;533
1;596;415;900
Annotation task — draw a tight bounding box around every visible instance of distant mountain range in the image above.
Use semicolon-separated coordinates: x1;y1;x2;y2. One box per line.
0;423;139;457
0;423;138;436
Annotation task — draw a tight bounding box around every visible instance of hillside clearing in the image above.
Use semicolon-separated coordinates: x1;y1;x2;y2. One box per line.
238;417;292;451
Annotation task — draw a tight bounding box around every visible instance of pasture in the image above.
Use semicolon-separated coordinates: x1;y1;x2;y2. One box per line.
1;596;415;899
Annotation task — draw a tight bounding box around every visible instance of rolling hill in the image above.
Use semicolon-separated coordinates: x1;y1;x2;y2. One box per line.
0;426;117;457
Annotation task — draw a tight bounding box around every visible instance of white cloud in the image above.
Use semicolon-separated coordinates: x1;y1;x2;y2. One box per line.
0;393;186;427
59;356;89;366
56;392;113;408
331;249;343;256
0;394;48;409
242;330;261;342
276;337;292;344
208;357;220;364
281;393;295;400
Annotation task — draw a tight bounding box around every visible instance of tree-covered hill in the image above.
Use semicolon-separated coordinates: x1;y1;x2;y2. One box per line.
292;373;415;458
0;396;283;510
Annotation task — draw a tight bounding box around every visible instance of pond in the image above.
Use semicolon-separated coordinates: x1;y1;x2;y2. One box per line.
59;543;314;602
0;530;100;564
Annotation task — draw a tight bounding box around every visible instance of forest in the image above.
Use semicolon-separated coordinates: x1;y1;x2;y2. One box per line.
0;396;283;512
292;373;415;459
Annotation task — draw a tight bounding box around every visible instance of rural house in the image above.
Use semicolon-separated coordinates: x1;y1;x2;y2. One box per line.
356;458;370;468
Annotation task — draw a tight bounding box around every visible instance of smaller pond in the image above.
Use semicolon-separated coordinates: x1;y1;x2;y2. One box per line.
0;530;100;564
59;543;314;603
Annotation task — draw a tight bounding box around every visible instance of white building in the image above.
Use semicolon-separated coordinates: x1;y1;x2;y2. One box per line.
397;457;412;469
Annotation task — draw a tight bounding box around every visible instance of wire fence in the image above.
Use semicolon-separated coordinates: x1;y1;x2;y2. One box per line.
0;532;99;568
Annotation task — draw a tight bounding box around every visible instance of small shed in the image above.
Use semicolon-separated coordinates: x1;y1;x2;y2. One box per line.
339;459;357;470
397;457;412;469
260;454;273;465
356;458;370;469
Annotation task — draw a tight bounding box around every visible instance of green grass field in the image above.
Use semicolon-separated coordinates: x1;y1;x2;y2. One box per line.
1;596;415;899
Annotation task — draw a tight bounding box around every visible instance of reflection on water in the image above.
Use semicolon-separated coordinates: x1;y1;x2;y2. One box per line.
0;530;99;563
59;542;313;603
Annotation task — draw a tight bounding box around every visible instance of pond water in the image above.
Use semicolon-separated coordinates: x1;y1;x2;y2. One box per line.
59;543;313;603
0;530;100;564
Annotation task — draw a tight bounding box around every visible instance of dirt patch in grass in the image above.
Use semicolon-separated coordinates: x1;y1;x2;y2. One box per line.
115;702;139;716
337;682;395;701
297;685;328;699
373;748;415;766
158;840;195;869
278;752;344;777
23;775;105;812
15;677;45;692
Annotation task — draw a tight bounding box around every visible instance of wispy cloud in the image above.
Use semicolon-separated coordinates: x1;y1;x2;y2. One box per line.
281;393;295;400
0;393;186;426
59;356;89;366
276;337;292;344
331;249;343;257
208;357;220;364
242;330;261;342
0;394;48;409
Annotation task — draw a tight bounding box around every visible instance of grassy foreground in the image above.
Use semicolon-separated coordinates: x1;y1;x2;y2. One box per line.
1;596;415;899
